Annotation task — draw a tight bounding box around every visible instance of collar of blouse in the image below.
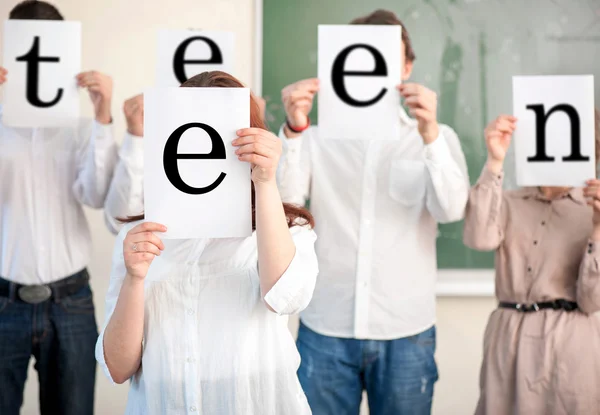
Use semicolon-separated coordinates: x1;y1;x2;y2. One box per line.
516;187;586;205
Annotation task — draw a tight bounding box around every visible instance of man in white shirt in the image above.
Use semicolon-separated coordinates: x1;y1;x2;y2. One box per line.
277;9;469;415
0;2;117;414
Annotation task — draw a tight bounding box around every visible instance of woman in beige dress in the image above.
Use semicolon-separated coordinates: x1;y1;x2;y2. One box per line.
464;111;600;415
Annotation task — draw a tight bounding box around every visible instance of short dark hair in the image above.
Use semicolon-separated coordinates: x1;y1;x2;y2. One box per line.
9;0;64;20
351;9;416;63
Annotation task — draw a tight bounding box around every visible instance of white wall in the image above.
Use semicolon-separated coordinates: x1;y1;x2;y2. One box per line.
0;1;496;414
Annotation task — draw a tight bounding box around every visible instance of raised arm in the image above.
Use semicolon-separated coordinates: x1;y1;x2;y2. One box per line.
72;71;118;208
463;115;516;251
104;95;145;234
276;78;319;206
234;127;318;315
578;180;600;314
96;222;166;384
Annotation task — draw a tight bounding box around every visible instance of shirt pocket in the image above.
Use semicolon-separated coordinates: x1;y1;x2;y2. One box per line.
388;160;427;206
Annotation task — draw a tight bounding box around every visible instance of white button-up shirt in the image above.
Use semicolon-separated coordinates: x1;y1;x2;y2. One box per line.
0;105;117;284
96;221;318;415
277;108;469;340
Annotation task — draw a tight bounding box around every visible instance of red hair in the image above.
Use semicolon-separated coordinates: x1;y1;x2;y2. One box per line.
120;70;314;230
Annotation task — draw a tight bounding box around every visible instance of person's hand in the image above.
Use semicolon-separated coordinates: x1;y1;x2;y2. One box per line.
124;94;144;137
233;128;282;185
76;71;113;124
123;222;167;281
484;115;517;174
398;83;439;144
281;78;319;137
0;67;7;85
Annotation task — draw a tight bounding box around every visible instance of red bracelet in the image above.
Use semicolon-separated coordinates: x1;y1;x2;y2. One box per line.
286;117;310;133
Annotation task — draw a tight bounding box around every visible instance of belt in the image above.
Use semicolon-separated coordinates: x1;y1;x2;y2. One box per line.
499;299;578;312
0;269;89;304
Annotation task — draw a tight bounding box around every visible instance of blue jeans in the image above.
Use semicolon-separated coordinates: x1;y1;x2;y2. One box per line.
297;322;438;415
0;273;98;415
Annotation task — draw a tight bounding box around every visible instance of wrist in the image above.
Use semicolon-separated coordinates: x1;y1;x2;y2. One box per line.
592;226;600;241
96;110;112;125
125;272;146;285
486;158;504;174
421;122;439;144
253;179;278;191
127;126;143;137
283;124;302;139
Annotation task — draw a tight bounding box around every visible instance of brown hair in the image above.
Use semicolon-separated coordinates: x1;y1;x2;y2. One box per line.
10;0;63;20
351;9;416;63
120;71;314;230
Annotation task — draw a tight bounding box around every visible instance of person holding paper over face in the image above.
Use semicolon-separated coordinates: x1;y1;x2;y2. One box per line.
97;71;318;415
464;110;600;414
278;9;469;415
0;2;117;414
103;93;266;235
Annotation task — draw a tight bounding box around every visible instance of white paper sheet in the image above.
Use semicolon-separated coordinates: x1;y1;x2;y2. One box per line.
144;87;251;239
318;25;402;140
513;75;595;187
2;20;81;127
156;30;235;87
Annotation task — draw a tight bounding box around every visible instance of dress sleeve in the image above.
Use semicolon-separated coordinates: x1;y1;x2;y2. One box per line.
577;239;600;314
263;225;318;315
463;166;506;251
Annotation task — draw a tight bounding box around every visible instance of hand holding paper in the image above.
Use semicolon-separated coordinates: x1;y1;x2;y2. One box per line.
282;78;319;135
122;222;167;280
77;70;113;124
124;94;144;137
399;83;439;144
485;115;517;174
233;128;282;185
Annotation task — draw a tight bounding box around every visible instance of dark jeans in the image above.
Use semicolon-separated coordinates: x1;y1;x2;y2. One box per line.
0;272;98;415
297;322;438;415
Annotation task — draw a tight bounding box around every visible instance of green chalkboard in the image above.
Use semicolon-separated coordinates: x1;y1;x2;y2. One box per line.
262;0;600;269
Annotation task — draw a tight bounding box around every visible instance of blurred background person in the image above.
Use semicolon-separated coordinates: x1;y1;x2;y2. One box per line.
0;2;117;414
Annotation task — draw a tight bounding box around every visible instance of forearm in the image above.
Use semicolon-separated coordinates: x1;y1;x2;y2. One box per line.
103;275;145;384
255;182;296;302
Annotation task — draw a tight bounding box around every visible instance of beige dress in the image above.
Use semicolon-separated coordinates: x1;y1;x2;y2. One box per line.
464;168;600;415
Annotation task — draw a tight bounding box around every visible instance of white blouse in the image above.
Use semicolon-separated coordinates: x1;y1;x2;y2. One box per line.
96;221;318;415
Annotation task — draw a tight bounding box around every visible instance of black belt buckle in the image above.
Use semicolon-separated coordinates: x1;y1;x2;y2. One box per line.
18;285;52;304
515;303;538;312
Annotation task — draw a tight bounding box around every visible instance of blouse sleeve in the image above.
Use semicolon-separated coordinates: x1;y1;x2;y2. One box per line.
577;240;600;314
94;223;133;383
263;225;318;315
463;167;506;251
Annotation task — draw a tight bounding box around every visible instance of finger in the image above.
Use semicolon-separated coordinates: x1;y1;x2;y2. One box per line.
288;90;316;102
586;179;600;186
0;67;7;75
498;114;518;123
127;230;165;249
398;83;423;96
129;241;162;256
87;85;104;92
125;251;157;263
235;128;276;142
294;78;320;92
232;134;278;148
495;119;516;134
486;132;504;140
130;222;167;235
235;143;275;158
238;153;273;167
408;107;433;121
404;95;431;110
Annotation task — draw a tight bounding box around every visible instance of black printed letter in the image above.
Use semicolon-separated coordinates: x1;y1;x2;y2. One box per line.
163;123;227;194
526;104;589;162
331;44;387;107
172;37;223;84
16;36;63;108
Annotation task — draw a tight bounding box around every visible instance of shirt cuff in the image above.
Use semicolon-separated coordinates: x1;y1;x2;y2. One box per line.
119;133;144;172
263;228;318;315
95;328;116;385
278;124;303;165
91;120;115;148
423;134;452;164
477;166;504;188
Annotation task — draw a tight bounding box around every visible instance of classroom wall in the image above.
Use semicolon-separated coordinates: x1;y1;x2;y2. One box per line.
0;0;496;414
